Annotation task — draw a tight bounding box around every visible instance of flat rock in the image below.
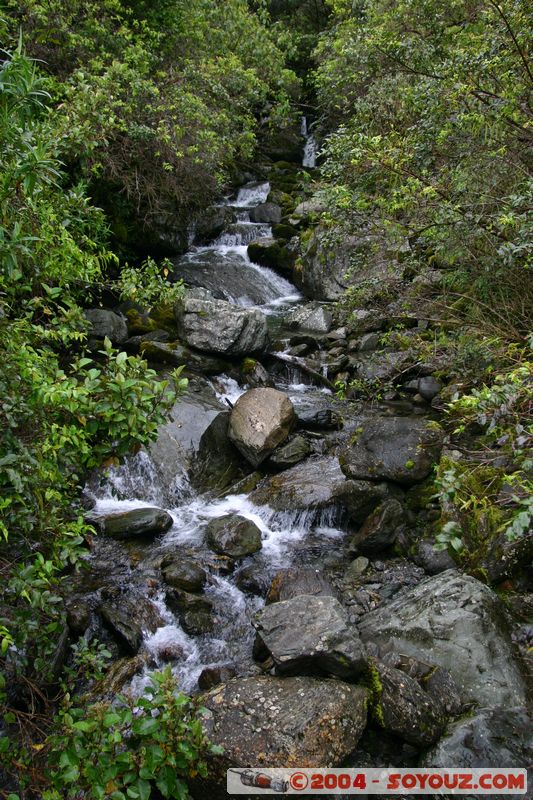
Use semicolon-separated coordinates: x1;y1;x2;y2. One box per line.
359;570;528;708
229;388;295;467
253;594;366;678
266;568;336;604
340;416;444;485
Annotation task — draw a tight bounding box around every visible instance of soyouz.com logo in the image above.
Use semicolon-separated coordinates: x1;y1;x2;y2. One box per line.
226;768;528;794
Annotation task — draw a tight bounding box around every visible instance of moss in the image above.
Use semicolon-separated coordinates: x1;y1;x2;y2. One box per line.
361;661;385;727
405;459;415;470
241;357;257;374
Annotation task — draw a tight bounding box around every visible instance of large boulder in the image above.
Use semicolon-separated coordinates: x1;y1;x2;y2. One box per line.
339;416;444;485
199;676;368;779
251;456;391;523
253;594;366;678
85;309;128;343
206;514;262;558
228;388;295;467
249;202;282;224
94;507;173;540
175;290;268;356
419;706;533;771
286;302;333;334
358;570;528;708
149;384;244;494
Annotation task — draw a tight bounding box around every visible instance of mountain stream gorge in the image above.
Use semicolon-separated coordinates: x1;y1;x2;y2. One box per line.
76;124;531;798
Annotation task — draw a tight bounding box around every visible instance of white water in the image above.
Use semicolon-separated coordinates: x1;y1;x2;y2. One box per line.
301;115;318;168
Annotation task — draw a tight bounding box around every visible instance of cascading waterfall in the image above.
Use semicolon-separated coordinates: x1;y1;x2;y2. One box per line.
301;115;318;168
85;175;346;697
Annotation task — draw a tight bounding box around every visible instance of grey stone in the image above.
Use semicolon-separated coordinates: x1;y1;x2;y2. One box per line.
206;515;262;558
268;435;311;468
249;202;282;224
351;499;405;555
85;308;128;343
266;568;336;604
175;290;268;355
369;659;450;747
198;665;237;691
99;595;164;653
359;570;528;707
250;456;390;523
340;416;444;485
161;557;207;592
95;507;173;540
286;303;333;334
420;707;533;773
247;238;293;275
418;376;442;401
253;594;366;678
228;388;295;467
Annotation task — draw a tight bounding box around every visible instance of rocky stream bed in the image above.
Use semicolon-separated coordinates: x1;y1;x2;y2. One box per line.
76;140;531;798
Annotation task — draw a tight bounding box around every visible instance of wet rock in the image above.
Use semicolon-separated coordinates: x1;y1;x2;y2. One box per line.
268;435;311;469
253;594;366;678
95;507;173;540
367;659;450;747
175;290;268;355
358;570;528;707
240;358;273;388
228;388;295;467
161;556;207;592
99;594;164;653
149;385;244;494
340;416;444;486
251;456;390;523
249;202;282;224
85;308;128;343
167;591;214;636
65;598;92;635
286;303;333;334
93;655;147;696
247;238;293;276
193;205;237;245
351;499;405;555
199;676;368;777
296;408;342;430
206;515;262;558
266;568;336;604
234;564;270;597
419;707;533;772
198;665;237;691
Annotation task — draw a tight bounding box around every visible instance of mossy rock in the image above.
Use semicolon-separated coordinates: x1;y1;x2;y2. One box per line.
150;302;178;334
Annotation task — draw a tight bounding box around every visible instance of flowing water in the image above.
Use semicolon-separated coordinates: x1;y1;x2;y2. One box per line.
85;172;347;696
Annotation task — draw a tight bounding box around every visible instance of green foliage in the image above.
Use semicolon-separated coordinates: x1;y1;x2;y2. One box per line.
116;258;183;310
4;0;298;232
314;0;533;331
46;668;221;800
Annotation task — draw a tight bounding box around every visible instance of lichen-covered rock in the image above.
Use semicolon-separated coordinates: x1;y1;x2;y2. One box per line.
228;388;295;467
359;570;528;707
253;594;366;678
94;507;173;540
367;659;450;747
199;676;368;783
286;302;333;333
340;416;444;485
175;290;268;355
206;514;262;558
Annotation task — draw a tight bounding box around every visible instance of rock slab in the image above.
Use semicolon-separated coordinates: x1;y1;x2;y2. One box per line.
229;388;295;467
253;594;366;678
